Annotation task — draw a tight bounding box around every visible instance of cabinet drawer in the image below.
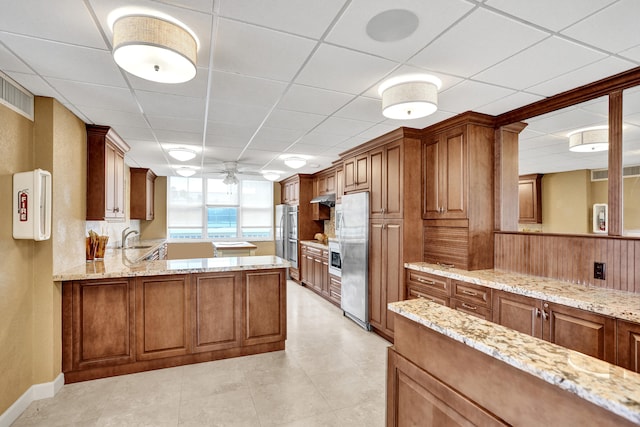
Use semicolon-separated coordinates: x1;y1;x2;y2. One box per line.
407;283;449;306
407;270;449;295
451;298;492;321
304;246;323;257
452;280;491;308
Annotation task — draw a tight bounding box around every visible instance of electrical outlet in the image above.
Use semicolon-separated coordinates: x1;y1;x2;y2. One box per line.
594;262;606;280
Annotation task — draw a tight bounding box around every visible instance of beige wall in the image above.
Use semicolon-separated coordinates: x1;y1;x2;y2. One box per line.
140;176;167;240
542;170;591;234
0;98;86;414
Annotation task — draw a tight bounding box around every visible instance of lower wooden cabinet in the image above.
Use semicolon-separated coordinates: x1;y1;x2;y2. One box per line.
329;274;341;306
62;268;287;383
300;243;331;302
617;319;640;372
492;290;616;363
387;347;508;427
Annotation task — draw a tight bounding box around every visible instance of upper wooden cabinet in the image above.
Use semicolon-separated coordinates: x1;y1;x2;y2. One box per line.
518;174;543;224
314;168;336;197
343;153;369;192
369;141;406;219
422;113;496;270
130;168;156;220
86;125;130;220
335;166;344;203
281;175;300;205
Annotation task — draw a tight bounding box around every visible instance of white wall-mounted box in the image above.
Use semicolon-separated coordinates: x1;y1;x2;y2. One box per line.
13;169;51;241
593;203;608;234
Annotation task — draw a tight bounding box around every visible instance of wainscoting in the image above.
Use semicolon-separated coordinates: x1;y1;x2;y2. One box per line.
494;232;639;293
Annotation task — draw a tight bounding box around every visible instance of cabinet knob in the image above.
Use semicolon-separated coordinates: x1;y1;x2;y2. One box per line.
114;207;119;213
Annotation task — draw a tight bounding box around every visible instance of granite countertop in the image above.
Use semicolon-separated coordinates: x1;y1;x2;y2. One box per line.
54;239;289;281
405;262;640;324
389;299;640;425
299;240;329;250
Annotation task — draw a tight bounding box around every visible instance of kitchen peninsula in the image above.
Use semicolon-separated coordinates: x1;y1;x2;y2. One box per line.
54;241;289;383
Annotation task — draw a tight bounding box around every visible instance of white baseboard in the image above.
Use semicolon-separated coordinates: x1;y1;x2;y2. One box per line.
0;373;64;427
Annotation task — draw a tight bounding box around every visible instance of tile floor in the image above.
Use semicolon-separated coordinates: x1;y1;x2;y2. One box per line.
12;281;390;426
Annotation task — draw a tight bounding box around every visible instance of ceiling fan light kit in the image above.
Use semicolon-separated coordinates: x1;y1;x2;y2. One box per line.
378;74;441;120
568;127;609;153
112;15;197;83
176;167;196;177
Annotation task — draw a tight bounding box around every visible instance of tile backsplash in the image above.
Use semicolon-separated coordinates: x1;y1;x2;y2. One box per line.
85;220;141;248
324;207;336;238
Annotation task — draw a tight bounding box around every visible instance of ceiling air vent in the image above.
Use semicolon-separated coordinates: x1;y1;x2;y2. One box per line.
0;71;34;120
591;166;640;182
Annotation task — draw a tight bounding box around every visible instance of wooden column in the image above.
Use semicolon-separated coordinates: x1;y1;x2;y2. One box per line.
608;90;623;236
494;122;527;232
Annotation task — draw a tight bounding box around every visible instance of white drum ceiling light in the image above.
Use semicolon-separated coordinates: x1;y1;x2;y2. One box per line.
568;126;609;152
378;74;441;120
112;15;197;83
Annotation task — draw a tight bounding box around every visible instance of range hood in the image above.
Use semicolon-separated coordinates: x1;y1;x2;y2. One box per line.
310;193;336;206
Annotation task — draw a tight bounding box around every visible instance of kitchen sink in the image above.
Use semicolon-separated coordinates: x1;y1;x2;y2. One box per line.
127;245;152;249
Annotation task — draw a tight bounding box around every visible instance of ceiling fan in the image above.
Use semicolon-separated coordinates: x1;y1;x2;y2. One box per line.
204;161;262;185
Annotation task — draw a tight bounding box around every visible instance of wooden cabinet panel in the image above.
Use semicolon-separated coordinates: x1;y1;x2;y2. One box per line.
451;280;491;308
344;154;369;192
130;168;156;220
518;174;543;224
329;274;341;306
244;269;286;346
406;270;449;296
369;149;384;217
617;320;640;372
544;302;616;363
369;221;385;331
406;283;449;306
450;299;492;321
370;142;404;219
68;279;135;370
492;291;542;338
136;275;190;360
86;125;129;220
192;272;242;352
387;348;508;427
335;167;344;203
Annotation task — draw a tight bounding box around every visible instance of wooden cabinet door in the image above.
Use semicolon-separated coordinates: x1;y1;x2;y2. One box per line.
617;320;640;372
146;172;155;219
104;143;117;218
344;157;356;191
370;148;385;218
387;349;508;427
423;127;467;219
130;168;156;220
355;153;369;190
384;220;403;334
369;221;385;331
492;290;542;339
335;167;344;203
191;272;242;352
544;302;616;363
326;173;336;193
244;269;286;346
312;256;323;293
321;251;330;298
136;275;190;360
65;279;135;371
384;142;403;219
518;174;542;224
114;148;125;218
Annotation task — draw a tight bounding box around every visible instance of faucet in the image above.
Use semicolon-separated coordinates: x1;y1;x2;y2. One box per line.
121;227;139;249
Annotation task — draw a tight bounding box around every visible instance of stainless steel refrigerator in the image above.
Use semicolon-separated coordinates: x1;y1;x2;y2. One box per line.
275;204;298;269
338;192;370;330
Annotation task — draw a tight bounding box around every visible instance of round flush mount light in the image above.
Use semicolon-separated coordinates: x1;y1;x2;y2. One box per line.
283;157;306;169
568;126;609;153
261;170;282;181
176;167;196;177
168;148;197;161
112;15;197;83
366;9;419;42
378;74;441;120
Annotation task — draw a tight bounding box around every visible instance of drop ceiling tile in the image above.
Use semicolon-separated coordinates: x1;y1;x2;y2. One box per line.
206;122;258;141
214;18;317;81
62;103;92;123
355;124;397;142
0;34;126;87
0;0;107;48
313;116;375;137
334;136;371;152
526;107;607;136
89;0;214;68
278;84;353;115
249;136;292;151
561;0;640;53
116;126;156;141
297;131;349;147
476;92;544;116
620;45;640;63
136;91;206;119
203;147;243;162
485;0;617;32
382;110;455;130
207;102;271;127
80;106;149;128
0;44;33;74
263;109;327;131
438;80;515;112
147;116;205;133
334;96;383;123
218;0;346;39
295;44;397;95
474;36;607;91
326;0;473;62
411;8;547;78
156;129;203;144
240;149;281;164
361;64;464;99
527;57;636;97
128;67;210;98
289;142;337;156
47;78;140;112
210;71;287;108
156;0;214;13
253;126;305;143
4;72;60;98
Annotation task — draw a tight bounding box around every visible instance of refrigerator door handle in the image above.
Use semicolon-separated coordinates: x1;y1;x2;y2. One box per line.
279;214;286;257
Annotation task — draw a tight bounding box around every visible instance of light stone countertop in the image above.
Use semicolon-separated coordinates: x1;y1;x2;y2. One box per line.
299;240;329;250
405;262;640;324
54;239;289;281
389;298;640;425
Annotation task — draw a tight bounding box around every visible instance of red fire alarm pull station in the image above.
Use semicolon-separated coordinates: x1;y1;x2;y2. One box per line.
18;190;28;222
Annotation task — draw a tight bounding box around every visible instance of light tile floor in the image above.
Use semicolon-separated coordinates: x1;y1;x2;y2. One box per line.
12;281;390;426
